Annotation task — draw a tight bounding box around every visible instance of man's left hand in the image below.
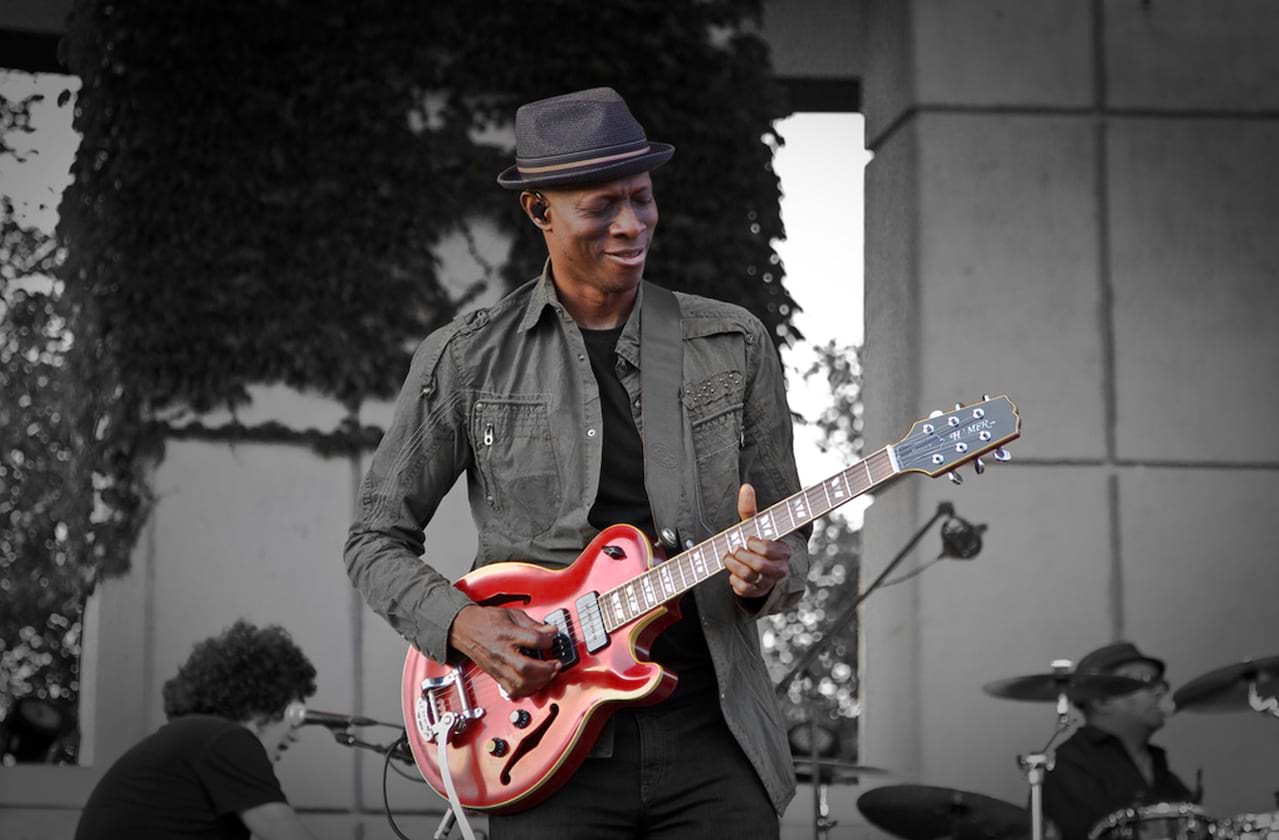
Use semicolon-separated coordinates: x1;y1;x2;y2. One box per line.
724;483;791;600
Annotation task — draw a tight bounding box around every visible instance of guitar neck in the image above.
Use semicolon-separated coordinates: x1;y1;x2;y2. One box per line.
599;445;901;632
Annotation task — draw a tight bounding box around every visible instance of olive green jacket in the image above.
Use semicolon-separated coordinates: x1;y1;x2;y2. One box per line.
345;267;811;813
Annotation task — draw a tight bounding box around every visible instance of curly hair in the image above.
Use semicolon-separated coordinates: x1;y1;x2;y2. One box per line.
162;620;317;722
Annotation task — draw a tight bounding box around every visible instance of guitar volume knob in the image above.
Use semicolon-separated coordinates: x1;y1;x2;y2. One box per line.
487;737;509;756
510;709;531;728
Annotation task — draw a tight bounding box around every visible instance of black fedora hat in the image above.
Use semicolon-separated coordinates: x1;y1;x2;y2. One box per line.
1076;641;1166;678
497;87;674;190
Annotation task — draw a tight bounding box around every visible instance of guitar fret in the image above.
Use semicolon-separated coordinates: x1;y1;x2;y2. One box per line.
659;566;675;597
808;485;825;516
691;547;707;578
789;495;809;525
727;528;745;552
610;591;625;624
641;575;656;608
759;509;777;538
826;474;847;504
625;585;639;616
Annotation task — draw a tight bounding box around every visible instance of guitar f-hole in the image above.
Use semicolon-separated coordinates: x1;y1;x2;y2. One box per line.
498;703;559;786
477;592;533;608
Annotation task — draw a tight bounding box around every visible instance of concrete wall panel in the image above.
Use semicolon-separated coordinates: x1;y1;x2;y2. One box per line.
147;440;357;809
1120;467;1279;817
0;810;81;839
864;119;921;450
915;0;1092;109
864;0;916;143
1106;0;1279;111
918;113;1103;459
1109;119;1279;463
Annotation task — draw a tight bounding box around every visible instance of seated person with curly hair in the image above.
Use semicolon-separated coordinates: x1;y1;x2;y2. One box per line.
75;620;319;840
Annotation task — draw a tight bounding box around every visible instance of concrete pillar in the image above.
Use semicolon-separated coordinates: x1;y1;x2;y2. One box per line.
861;0;1279;823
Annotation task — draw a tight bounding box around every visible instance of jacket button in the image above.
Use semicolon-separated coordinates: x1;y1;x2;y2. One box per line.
587;428;597;437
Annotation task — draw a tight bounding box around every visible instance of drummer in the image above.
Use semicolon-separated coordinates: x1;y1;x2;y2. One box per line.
1043;641;1194;840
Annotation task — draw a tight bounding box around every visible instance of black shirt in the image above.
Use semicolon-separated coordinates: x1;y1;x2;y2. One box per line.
1042;724;1193;840
581;325;716;703
75;715;287;840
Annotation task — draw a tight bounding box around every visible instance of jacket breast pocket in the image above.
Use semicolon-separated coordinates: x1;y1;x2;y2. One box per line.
471;397;562;539
686;370;745;528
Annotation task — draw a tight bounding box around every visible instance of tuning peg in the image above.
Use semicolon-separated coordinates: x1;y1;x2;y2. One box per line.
954;402;964;411
982;393;991;401
993;447;1011;462
948;472;964;485
928;410;944;419
973;457;986;475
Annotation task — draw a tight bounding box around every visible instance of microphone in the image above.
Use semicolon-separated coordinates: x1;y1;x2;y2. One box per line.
286;705;380;728
939;514;986;560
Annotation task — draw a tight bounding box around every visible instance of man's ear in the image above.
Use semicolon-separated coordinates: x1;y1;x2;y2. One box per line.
521;191;551;228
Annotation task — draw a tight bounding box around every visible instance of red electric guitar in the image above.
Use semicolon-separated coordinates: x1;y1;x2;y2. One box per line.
400;395;1021;812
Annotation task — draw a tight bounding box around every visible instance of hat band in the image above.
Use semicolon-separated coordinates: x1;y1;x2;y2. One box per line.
517;145;652;175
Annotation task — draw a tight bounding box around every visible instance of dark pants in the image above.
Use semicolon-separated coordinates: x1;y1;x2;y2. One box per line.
488;698;779;840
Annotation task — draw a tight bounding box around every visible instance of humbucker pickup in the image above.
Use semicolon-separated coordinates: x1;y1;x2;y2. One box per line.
575;592;609;654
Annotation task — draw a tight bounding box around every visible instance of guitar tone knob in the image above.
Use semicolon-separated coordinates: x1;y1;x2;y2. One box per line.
510;709;531;729
487;738;509;757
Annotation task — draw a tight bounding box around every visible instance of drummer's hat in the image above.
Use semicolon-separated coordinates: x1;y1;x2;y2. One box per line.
1076;641;1166;678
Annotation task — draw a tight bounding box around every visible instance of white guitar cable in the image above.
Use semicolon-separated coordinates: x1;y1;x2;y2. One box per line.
433;714;477;840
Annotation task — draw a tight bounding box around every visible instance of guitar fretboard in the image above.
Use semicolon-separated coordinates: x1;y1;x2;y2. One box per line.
598;446;899;631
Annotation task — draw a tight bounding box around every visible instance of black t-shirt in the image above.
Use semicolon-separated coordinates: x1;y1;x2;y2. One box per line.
75;715;287;840
581;325;716;703
1042;724;1193;840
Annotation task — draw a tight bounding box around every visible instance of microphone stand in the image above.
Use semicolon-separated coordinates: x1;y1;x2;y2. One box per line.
332;729;467;839
329;728;417;766
774;501;957;840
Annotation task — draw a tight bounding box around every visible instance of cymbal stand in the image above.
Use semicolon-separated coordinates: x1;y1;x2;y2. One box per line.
1248;680;1279;720
800;715;837;840
1017;660;1075;840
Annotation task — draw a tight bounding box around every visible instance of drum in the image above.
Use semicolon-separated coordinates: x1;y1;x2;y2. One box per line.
1087;802;1218;840
1220;811;1279;840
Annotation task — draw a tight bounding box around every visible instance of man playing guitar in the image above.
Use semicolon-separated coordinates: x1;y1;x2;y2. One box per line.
345;87;811;838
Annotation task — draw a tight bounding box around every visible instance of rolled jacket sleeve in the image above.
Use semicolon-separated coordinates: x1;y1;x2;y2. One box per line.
736;319;811;619
344;327;477;663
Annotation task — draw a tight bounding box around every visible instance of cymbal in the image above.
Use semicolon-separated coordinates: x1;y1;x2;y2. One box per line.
791;758;891;786
982;672;1146;703
858;784;1029;840
1172;655;1279;714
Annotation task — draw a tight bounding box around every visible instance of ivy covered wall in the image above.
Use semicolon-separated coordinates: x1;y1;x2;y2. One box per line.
4;0;801;747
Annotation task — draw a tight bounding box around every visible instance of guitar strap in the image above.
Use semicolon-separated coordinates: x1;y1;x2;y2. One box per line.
639;282;684;549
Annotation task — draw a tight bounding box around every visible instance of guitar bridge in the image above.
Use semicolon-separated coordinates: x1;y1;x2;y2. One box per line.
416;666;485;743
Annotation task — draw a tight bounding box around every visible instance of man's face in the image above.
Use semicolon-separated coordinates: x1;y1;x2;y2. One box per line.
1098;661;1170;731
253;700;304;762
536;172;658;294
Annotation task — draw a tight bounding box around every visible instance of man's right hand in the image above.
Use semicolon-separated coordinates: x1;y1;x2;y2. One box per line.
447;605;561;698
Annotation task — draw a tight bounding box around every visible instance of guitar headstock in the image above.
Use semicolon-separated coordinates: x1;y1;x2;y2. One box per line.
892;395;1021;478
